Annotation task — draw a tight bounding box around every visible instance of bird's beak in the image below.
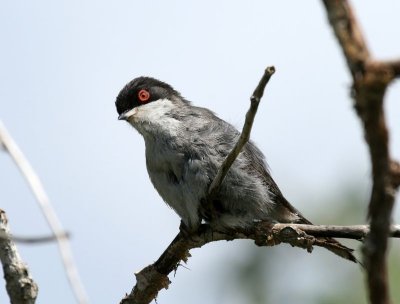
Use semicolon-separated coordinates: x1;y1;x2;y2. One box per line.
118;108;136;120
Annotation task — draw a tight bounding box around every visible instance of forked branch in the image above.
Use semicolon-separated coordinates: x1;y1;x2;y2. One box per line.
322;1;400;303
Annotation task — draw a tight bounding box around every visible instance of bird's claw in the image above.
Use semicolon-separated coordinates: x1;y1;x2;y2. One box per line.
179;221;199;241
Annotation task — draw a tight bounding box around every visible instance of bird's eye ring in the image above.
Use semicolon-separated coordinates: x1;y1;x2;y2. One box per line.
138;89;150;103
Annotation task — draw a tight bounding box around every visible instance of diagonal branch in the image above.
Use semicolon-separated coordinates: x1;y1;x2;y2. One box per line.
321;1;399;304
208;66;275;198
322;0;370;78
0;121;89;304
0;209;38;304
120;222;400;304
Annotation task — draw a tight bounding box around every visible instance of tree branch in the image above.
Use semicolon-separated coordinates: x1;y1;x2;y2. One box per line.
382;59;400;78
322;0;370;78
390;161;400;188
0;121;89;304
208;66;275;198
321;1;399;304
0;231;69;244
271;224;400;239
120;222;400;304
0;209;38;304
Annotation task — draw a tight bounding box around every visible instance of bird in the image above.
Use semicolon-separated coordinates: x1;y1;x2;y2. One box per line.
115;76;357;262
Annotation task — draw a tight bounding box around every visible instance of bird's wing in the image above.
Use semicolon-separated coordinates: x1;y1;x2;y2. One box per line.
178;105;308;222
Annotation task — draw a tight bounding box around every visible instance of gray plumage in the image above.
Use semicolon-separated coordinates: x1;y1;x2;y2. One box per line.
116;76;357;262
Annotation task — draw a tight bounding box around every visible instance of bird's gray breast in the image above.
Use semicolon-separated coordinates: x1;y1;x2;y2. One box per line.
141;103;277;229
144;129;211;229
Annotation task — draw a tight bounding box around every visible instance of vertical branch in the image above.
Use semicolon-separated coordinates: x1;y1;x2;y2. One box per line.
208;66;275;198
0;210;38;304
0;121;89;304
321;1;400;304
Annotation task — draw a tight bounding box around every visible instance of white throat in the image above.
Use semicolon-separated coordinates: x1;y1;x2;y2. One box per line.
126;98;182;138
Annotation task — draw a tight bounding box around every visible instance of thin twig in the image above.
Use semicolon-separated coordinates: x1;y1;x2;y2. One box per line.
0;231;69;244
322;1;399;304
120;222;400;304
0;121;89;304
208;66;275;198
0;209;38;304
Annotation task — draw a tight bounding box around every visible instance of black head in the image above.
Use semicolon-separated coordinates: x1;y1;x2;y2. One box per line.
115;77;182;120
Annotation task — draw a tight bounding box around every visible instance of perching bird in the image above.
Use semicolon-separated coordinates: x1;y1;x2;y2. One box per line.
116;76;357;262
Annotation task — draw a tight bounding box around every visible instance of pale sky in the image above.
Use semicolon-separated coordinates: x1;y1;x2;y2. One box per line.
1;1;399;303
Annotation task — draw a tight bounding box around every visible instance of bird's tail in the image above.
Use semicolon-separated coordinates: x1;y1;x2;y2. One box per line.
274;196;358;263
311;235;358;263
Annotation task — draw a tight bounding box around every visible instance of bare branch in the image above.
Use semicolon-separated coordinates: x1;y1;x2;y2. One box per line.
208;66;275;198
120;222;400;304
321;1;399;304
0;121;89;304
0;209;38;304
271;224;400;239
0;231;69;244
322;0;370;78
390;161;400;188
383;59;400;78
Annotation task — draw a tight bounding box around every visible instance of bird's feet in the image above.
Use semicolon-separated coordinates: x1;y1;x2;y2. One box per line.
179;221;198;239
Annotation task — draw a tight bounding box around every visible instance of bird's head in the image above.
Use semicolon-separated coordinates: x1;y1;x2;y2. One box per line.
115;77;183;121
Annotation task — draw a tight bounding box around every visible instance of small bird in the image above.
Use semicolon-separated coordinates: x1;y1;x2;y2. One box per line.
116;76;356;262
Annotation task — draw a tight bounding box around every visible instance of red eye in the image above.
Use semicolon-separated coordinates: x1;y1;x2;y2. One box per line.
138;89;150;103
